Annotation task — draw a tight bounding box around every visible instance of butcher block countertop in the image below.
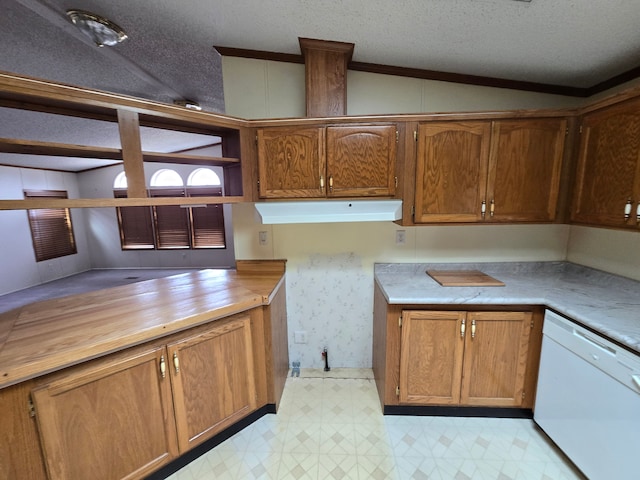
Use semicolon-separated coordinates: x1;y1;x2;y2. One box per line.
0;261;285;390
375;261;640;355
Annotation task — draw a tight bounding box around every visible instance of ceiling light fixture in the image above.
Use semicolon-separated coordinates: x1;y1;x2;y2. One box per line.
66;10;128;47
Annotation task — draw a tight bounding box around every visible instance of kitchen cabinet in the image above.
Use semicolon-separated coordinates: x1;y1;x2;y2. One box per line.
399;310;533;407
31;345;179;480
30;313;257;480
257;124;397;198
168;315;256;452
571;97;640;229
414;118;566;223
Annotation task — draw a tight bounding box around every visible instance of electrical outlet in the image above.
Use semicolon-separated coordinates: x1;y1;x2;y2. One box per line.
395;229;406;245
259;231;268;246
294;330;308;344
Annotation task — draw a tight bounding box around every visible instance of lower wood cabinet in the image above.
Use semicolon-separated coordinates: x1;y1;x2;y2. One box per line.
30;314;257;480
399;310;533;407
168;315;256;452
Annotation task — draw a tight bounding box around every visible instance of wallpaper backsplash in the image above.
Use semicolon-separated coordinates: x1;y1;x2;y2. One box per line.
287;252;373;369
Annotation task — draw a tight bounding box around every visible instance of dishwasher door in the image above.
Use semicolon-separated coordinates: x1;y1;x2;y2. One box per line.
534;310;640;480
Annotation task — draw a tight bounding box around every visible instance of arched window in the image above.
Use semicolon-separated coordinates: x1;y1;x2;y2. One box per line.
150;169;183;187
187;168;221;186
113;171;127;188
113;167;225;251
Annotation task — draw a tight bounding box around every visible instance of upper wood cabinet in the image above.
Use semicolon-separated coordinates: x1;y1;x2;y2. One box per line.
257;124;397;198
399;310;533;407
571;97;640;229
414;118;566;223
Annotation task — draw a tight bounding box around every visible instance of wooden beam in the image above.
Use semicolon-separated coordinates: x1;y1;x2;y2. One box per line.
299;38;354;117
117;109;147;198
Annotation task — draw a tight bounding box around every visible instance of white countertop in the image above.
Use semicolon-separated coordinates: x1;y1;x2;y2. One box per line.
374;262;640;355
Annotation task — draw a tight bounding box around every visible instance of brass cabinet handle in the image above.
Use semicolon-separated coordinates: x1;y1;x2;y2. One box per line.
636;202;640;224
159;355;166;378
471;319;476;339
320;175;324;192
173;352;180;375
460;318;466;338
490;199;495;218
329;175;334;193
624;198;632;220
481;200;486;218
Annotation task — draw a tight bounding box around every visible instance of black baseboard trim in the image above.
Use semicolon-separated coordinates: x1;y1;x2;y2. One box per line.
146;404;276;480
383;405;533;418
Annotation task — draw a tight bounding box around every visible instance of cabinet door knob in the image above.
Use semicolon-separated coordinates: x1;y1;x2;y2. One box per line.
624;198;632;220
471;319;476;339
460;319;466;338
159;355;166;378
173;352;180;375
329;175;334;193
481;200;486;218
490;199;495;218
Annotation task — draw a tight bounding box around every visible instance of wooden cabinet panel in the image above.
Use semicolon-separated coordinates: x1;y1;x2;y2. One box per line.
460;311;532;406
413;118;565;224
168;315;256;452
326;125;397;197
0;381;47;480
257;124;397;199
399;310;533;408
32;347;178;480
487;119;566;222
572;98;640;228
415;122;490;222
257;127;325;198
399;311;465;405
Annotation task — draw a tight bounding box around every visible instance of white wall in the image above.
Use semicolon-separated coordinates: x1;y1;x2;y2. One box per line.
223;57;591;369
0;165;91;295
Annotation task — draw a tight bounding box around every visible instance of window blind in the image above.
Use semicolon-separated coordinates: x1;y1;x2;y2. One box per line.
24;190;77;262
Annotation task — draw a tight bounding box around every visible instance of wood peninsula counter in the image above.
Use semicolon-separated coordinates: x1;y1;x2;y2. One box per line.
0;260;289;480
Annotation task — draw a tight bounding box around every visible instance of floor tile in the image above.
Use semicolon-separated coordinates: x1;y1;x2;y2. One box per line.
168;369;583;480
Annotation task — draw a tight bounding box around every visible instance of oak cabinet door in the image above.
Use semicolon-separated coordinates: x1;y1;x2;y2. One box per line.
460;311;532;406
414;122;490;223
32;347;178;480
487;119;566;222
326;125;397;197
167;315;257;452
572;98;640;228
257;127;325;198
399;311;466;405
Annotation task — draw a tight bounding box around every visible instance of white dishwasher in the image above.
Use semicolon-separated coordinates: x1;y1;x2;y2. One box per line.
534;310;640;480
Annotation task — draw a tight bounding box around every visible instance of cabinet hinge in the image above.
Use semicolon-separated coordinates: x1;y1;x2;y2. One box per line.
413;130;417;142
531;320;534;328
255;134;258;145
394;176;398;188
411;205;415;216
522;390;526;400
396;130;399;143
565;127;569;135
399;316;402;328
28;396;36;418
579;125;583;134
396;385;400;396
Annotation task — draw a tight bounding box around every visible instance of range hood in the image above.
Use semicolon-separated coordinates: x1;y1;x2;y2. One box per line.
254;200;403;224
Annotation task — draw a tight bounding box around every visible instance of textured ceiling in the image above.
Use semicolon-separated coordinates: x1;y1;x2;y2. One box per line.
2;0;640;171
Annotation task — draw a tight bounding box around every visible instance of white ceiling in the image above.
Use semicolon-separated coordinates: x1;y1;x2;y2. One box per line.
2;0;640;171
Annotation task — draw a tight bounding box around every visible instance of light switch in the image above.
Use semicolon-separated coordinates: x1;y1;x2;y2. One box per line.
259;231;268;246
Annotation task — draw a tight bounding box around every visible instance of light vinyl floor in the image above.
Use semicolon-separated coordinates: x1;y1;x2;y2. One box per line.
166;369;583;480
